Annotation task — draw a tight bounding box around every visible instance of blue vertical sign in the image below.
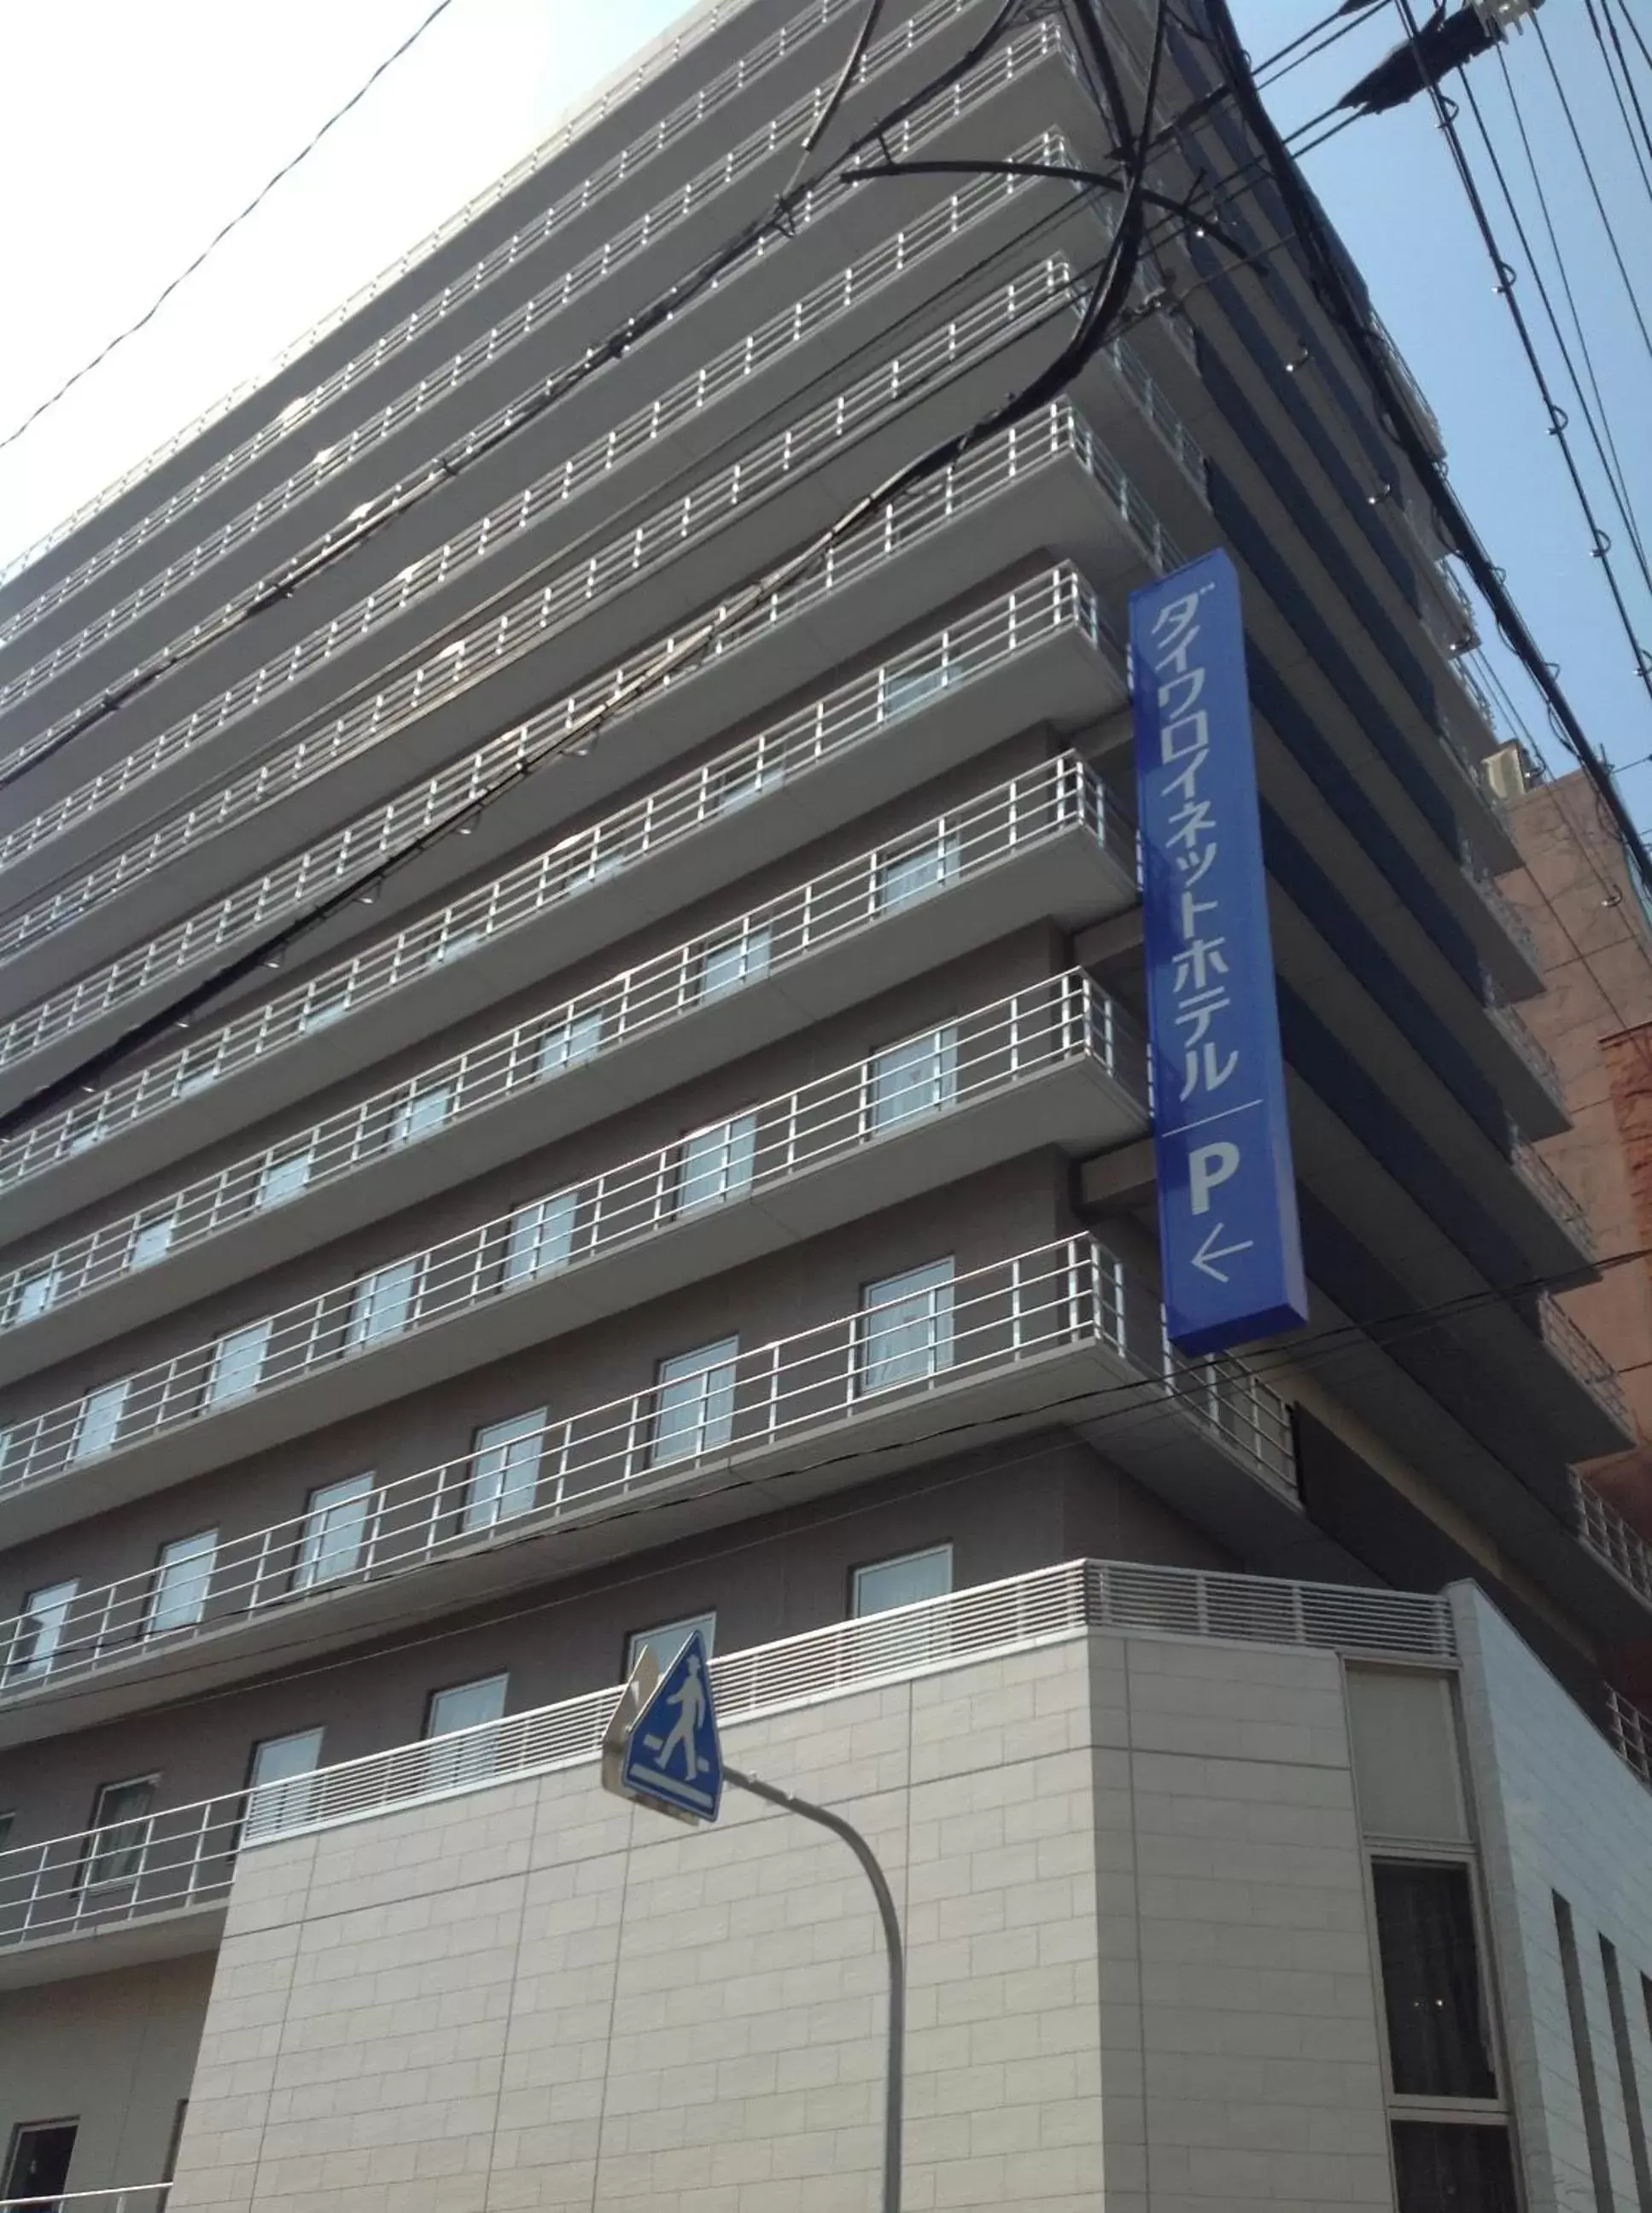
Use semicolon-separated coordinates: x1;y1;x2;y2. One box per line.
1131;549;1309;1356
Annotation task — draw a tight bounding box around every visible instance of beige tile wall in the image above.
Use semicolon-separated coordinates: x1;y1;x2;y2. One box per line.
166;1627;1395;2211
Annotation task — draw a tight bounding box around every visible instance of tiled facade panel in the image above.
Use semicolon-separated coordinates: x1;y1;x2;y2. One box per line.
1454;1586;1652;2213
165;1625;1393;2212
0;1442;1228;1845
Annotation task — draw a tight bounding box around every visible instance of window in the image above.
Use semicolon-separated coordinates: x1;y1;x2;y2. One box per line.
392;1082;452;1144
257;1144;312;1210
505;1190;577;1282
877;829;957;912
295;1474;374;1590
1555;1892;1616;2213
464;1411;546;1533
1372;1863;1497;2099
423;1674;507;1790
698;924;771;1002
244;1728;324;1842
9;1581;76;1683
868;1029;957;1132
148;1532;215;1638
71;1379;128;1462
83;1777;156;1887
1391;2122;1517;2213
3;2121;78;2206
627;1612;716;1680
859;1260;954;1393
652;1339;739;1465
537;1007;603;1076
853;1546;953;1617
347;1257;418;1348
207;1318;271;1404
129;1208;177;1270
11;1267;57;1325
678;1113;756;1213
1599;1936;1652;2212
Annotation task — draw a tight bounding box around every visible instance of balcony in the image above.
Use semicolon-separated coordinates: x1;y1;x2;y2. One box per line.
1608;1688;1652;1790
0;0;837;605
1510;1139;1595;1268
0;371;1180;1077
0;580;1130;1241
0;984;1151;1545
0;0;1002;657
1370;307;1445;460
0;1552;1454;1979
1575;1472;1652;1609
0;29;1107;779
1462;851;1543;998
0;763;1134;1381
1483;991;1569;1136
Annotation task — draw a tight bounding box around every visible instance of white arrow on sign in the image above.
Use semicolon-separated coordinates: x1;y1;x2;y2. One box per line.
1192;1222;1254;1282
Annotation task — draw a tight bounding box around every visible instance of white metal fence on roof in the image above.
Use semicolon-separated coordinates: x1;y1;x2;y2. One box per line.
0;0;969;604
0;107;1118;749
0;370;1176;1079
0;755;1119;1334
0;1013;1153;1689
0;569;1116;1197
1575;1474;1652;1605
0;982;1142;1520
0;260;1146;985
0;1550;1456;1954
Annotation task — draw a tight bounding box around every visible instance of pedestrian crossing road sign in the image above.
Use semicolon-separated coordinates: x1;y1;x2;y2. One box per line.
614;1631;723;1824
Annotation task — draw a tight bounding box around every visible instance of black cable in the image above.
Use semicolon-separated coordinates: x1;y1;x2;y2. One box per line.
0;0;464;458
1199;0;1652;920
1584;0;1652;221
1467;62;1652;596
1592;0;1652;184
1534;11;1652;377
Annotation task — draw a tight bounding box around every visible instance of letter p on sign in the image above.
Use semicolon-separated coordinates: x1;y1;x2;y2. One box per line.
1188;1140;1240;1216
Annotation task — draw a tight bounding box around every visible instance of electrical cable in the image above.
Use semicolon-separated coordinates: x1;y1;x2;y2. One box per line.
1466;61;1652;598
1197;0;1652;925
1584;0;1652;222
1592;0;1652;184
0;0;464;458
1533;11;1652;378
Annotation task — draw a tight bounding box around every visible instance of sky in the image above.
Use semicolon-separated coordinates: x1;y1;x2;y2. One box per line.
0;0;1648;825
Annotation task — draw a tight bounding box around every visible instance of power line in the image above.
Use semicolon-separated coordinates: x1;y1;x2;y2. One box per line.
1582;0;1652;222
0;0;464;457
1533;11;1652;377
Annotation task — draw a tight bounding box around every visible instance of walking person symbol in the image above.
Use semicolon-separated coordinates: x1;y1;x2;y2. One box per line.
645;1650;707;1778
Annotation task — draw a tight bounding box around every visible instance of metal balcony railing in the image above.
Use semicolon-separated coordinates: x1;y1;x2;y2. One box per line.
0;574;1114;1198
1538;1296;1633;1434
0;266;1167;969
0;758;1120;1335
1608;1687;1652;1788
1485;992;1567;1112
0;1013;1153;1670
0;990;1141;1506
1462;854;1541;975
0;2193;170;2212
0;0;989;610
1575;1474;1652;1608
0;382;1170;1073
0;1544;1462;1957
1369;307;1445;458
1510;1140;1594;1259
0;45;1097;756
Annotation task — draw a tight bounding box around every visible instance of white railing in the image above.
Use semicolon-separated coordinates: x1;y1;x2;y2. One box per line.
1511;1140;1594;1258
0;38;1096;756
0;1549;1456;1954
0;759;1121;1335
0;259;1143;981
0;986;1141;1511
0;571;1114;1196
1575;1474;1652;1606
0;254;1106;898
0;377;1170;1078
0;1029;1154;1685
1608;1686;1652;1788
0;2192;171;2211
1462;853;1540;973
1485;992;1566;1111
1538;1295;1632;1434
0;0;979;604
1369;307;1445;458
